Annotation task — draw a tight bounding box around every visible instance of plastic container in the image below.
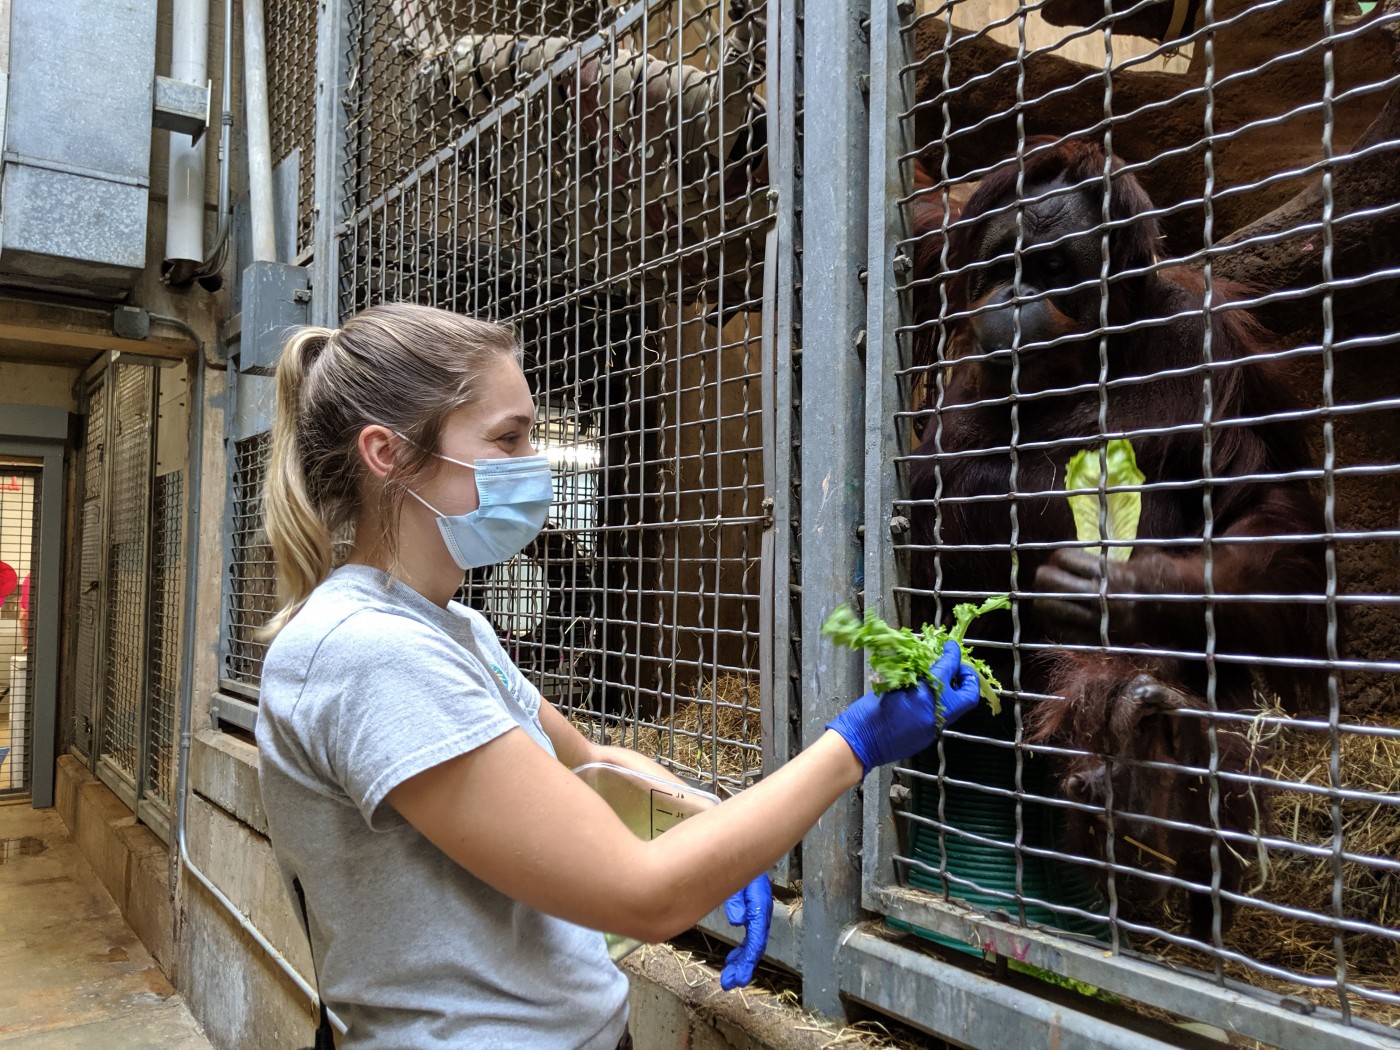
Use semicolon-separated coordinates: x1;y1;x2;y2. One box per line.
893;706;1109;955
572;762;720;960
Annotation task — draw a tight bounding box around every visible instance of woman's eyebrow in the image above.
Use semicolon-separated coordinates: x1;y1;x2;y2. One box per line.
490;413;536;429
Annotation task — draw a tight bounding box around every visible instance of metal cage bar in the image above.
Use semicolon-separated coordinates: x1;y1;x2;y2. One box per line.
96;364;156;802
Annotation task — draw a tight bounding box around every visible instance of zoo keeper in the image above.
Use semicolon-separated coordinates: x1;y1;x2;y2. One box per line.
255;302;980;1049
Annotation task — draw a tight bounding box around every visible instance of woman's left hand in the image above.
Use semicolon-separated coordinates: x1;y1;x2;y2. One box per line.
720;874;773;989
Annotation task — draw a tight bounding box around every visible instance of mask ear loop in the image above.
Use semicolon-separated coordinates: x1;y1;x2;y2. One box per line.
404;487;445;516
390;430;478;472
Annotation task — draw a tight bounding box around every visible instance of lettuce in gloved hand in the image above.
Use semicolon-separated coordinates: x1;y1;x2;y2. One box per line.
821;595;1010;717
825;640;981;775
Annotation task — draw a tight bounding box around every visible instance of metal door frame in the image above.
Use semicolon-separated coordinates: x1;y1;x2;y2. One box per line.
0;405;69;808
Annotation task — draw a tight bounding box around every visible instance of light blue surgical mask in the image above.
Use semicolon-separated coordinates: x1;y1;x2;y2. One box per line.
404;448;554;570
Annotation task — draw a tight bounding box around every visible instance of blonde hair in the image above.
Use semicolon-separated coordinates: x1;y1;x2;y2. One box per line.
263;302;521;636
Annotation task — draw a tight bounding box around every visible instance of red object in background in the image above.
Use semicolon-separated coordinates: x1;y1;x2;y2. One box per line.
0;562;16;604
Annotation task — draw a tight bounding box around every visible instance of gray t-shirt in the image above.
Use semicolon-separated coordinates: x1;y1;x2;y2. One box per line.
256;564;629;1049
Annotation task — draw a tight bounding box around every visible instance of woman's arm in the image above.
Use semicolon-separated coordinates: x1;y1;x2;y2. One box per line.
389;641;977;944
386;724;860;943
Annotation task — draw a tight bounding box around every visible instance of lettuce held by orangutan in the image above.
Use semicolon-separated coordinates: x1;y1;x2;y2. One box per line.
1064;439;1144;562
822;595;1010;717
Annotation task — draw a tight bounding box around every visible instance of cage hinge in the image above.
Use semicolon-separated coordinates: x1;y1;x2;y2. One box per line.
761;497;775;530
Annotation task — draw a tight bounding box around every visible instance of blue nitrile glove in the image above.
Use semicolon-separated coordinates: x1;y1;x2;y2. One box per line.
826;640;981;775
719;874;773;989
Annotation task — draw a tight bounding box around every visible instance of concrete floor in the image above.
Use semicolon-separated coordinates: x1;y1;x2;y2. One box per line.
0;799;211;1048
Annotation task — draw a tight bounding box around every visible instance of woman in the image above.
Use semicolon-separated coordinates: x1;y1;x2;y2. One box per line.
255;303;978;1048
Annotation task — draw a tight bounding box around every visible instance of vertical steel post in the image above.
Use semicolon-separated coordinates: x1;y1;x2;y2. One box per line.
90;361;117;774
861;0;916;909
133;367;161;806
759;0;802;888
798;0;870;1021
311;0;350;327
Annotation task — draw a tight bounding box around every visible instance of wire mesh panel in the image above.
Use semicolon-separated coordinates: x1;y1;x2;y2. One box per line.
98;364;154;787
864;0;1400;1039
0;468;40;794
226;433;277;692
73;374;109;757
145;470;183;812
338;0;777;793
268;0;320;257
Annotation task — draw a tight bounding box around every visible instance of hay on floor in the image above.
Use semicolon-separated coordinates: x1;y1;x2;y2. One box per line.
570;674;764;789
1144;706;1400;1029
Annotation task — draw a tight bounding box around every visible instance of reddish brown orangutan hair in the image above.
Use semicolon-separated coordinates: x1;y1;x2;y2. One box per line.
903;137;1327;939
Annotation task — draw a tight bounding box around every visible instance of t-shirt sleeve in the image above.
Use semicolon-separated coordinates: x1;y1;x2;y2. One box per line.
305;610;519;830
466;613;546;721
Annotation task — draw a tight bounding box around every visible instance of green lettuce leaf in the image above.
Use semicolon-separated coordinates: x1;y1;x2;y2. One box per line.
1064;439;1144;562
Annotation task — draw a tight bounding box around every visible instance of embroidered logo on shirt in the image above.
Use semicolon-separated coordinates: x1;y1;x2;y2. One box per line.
488;662;511;692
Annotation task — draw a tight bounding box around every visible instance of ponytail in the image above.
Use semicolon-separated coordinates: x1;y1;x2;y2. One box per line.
263;327;336;637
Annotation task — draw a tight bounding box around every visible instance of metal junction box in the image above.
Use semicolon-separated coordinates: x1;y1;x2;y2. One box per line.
0;0;159;294
236;261;310;376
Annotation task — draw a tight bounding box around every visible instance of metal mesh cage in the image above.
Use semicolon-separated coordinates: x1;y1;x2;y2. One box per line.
339;0;775;792
268;0;320;257
98;365;153;787
226;432;278;691
146;470;183;811
73;374;108;757
865;0;1400;1037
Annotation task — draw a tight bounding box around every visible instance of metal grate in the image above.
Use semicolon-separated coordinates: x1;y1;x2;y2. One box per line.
99;365;154;786
146;470;183;811
268;0;319;256
0;468;40;795
73;374;108;757
339;0;775;792
226;433;278;691
867;0;1400;1038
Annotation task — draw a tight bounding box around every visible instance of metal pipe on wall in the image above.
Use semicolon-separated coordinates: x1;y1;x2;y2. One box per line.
242;0;277;263
218;0;233;242
162;0;209;285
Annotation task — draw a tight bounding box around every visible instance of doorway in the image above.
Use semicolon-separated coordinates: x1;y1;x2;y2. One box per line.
0;462;40;795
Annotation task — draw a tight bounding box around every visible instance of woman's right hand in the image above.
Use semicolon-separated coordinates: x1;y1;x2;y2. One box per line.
824;641;981;775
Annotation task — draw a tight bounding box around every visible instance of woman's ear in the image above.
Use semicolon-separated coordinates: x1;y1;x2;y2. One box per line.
358;424;400;481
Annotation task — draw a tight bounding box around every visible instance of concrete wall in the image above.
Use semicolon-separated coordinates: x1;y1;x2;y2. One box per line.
0;362;81;411
178;729;320;1048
